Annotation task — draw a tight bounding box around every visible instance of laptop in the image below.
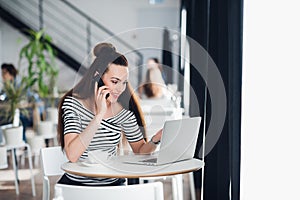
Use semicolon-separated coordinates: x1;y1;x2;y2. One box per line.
122;116;202;166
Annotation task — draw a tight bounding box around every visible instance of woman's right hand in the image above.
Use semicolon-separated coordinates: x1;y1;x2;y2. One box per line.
94;82;110;116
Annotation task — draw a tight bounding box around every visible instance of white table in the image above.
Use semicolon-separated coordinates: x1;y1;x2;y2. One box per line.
62;158;203;200
61;158;203;178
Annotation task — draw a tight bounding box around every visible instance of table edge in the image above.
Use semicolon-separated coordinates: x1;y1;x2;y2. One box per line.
62;159;204;178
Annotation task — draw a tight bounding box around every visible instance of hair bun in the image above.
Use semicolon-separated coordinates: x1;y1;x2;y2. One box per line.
93;43;116;57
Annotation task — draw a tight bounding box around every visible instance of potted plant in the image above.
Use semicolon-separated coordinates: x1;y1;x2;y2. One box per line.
19;29;59;111
19;29;59;141
0;77;31;146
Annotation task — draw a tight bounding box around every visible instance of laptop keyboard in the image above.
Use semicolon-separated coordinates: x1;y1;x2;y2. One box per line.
141;158;157;163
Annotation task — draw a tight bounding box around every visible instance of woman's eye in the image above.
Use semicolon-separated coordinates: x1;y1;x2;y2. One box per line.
111;80;118;84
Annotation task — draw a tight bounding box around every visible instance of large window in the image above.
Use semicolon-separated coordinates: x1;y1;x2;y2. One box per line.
241;1;300;199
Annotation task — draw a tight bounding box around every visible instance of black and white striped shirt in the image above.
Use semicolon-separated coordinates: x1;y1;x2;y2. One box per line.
62;96;144;185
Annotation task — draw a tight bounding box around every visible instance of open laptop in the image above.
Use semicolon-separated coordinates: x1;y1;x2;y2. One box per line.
122;116;202;166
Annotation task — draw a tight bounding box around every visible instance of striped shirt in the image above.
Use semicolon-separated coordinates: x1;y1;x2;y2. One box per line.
62;96;144;185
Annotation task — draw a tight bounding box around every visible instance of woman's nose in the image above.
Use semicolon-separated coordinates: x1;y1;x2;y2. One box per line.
116;83;125;92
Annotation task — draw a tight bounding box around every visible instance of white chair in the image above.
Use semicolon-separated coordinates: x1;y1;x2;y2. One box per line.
37;121;58;147
54;182;164;200
26;134;45;167
6;142;36;196
139;101;196;200
0;124;36;196
140;113;191;200
0;146;8;169
40;146;68;200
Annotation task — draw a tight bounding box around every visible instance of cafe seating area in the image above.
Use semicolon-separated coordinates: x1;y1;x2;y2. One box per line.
0;143;196;200
0;87;202;200
0;0;249;199
2;0;295;199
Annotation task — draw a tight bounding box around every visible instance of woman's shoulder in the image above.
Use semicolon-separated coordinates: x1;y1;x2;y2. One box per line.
62;96;84;110
63;96;78;103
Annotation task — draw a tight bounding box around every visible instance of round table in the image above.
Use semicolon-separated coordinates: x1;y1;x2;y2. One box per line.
61;158;204;178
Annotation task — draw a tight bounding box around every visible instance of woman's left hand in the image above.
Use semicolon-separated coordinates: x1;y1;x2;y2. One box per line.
152;129;163;143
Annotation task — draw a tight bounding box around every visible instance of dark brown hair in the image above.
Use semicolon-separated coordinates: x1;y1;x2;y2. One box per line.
1;63;18;78
149;57;163;72
57;43;147;150
142;69;164;98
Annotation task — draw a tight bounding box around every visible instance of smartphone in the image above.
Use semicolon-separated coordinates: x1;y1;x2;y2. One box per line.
93;74;110;99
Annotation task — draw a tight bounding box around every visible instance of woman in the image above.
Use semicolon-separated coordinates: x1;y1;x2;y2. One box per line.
57;43;162;186
138;58;167;99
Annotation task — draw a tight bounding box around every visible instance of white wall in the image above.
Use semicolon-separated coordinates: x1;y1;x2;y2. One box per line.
71;0;180;86
70;0;179;32
70;0;180;56
0;19;77;91
241;0;300;199
0;0;180;91
0;19;27;67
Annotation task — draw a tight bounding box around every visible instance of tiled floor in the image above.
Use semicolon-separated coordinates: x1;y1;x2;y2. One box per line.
0;149;197;200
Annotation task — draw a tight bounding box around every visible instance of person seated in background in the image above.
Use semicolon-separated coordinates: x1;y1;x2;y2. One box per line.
1;63;43;142
1;63;20;88
138;58;167;99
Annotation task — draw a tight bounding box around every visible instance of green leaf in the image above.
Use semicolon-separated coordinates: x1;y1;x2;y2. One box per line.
44;34;52;43
35;29;44;41
18;28;59;100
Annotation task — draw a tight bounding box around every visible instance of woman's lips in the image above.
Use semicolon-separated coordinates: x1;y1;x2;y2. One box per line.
110;92;119;99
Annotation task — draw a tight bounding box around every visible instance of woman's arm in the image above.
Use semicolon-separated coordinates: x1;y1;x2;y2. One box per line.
64;113;103;162
129;129;163;154
64;83;109;162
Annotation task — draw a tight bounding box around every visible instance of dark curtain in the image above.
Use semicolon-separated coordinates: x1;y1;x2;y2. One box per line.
162;28;173;84
182;0;243;200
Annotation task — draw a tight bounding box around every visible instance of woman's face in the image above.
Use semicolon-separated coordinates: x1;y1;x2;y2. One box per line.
101;63;129;103
1;69;14;82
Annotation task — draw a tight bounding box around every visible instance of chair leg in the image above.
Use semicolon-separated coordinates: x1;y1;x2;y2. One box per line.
11;149;19;195
177;174;183;200
26;144;36;196
43;177;50;200
189;172;196;200
20;150;25;167
171;176;178;200
34;154;39;168
172;174;183;200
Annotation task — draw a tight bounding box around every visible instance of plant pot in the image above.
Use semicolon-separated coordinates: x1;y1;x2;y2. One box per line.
2;125;23;146
27;135;44;154
46;107;58;124
37;121;54;137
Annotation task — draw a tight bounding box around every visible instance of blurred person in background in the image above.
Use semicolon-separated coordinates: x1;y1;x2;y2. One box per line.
138;58;167;99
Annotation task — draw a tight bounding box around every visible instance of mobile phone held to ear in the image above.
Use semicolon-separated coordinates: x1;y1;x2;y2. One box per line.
93;74;110;99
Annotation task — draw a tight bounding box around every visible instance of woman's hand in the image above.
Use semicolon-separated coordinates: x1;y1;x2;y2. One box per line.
130;128;163;154
152;128;163;143
94;82;110;116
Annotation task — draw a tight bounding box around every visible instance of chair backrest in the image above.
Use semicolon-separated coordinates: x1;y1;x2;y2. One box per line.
55;182;164;200
40;146;68;176
0;146;8;169
40;146;68;200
